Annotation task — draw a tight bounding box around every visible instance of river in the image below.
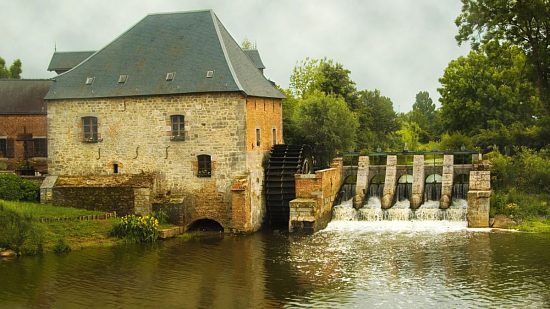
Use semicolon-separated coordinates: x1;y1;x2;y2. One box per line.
1;221;550;308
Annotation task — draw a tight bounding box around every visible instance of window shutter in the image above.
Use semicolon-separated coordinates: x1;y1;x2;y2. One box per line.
6;138;15;158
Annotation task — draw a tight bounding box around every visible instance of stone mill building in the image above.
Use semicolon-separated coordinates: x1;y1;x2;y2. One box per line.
43;10;285;233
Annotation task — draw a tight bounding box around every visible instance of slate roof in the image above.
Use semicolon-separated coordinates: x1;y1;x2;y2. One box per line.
243;49;266;70
46;10;284;100
0;79;52;115
47;51;95;73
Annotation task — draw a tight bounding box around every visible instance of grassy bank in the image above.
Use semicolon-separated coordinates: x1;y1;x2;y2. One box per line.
0;200;120;255
491;189;550;232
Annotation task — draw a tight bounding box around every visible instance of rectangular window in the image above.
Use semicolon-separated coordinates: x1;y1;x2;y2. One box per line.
197;155;211;177
32;138;47;157
255;128;261;147
272;128;277;145
82;116;99;142
0;138;14;158
170;115;185;141
0;139;6;158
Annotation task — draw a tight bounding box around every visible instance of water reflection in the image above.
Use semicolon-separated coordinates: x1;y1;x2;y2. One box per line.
1;228;550;308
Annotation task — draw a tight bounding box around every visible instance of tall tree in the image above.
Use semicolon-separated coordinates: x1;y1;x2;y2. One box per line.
355;89;400;151
456;0;550;109
408;91;439;143
0;57;22;79
293;91;358;167
438;42;542;149
289;58;358;108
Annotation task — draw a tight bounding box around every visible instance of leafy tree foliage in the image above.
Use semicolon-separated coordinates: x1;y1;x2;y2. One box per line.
355;89;400;151
407;91;440;143
291;91;358;167
0;57;22;79
456;0;550;109
438;42;542;150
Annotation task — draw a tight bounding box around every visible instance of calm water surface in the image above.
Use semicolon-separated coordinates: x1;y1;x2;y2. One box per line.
1;221;550;308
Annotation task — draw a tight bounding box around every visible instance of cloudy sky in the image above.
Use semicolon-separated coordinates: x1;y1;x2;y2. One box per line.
1;0;469;112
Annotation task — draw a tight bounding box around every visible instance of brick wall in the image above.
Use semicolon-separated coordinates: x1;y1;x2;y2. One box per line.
289;158;343;233
0;115;47;172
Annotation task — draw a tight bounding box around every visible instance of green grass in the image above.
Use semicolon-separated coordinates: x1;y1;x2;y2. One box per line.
516;219;550;233
0;199;104;219
38;219;119;251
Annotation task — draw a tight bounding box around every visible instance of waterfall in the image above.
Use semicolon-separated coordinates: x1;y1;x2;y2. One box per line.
415;200;441;220
332;199;357;221
333;198;468;222
358;197;383;221
395;183;412;201
424;183;442;202
452;183;469;200
367;183;384;199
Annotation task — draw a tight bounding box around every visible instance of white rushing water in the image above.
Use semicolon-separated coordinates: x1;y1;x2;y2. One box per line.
331;197;470;228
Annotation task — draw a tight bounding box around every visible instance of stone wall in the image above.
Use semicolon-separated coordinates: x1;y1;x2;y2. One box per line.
467;171;491;228
440;155;454;209
0;114;47;172
382;155;397;209
410;155;425;209
47;92;281;232
51;175;153;216
289;158;343;233
354;156;369;208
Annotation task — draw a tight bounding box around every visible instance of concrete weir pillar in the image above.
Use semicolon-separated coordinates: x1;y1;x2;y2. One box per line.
381;155;397;209
440;155;454;209
467;171;491;228
410;155;425;209
354;156;369;208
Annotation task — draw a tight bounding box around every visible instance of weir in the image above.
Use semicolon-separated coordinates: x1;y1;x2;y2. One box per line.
288;151;491;233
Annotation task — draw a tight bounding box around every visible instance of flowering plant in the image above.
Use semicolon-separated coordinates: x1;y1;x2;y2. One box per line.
111;214;159;243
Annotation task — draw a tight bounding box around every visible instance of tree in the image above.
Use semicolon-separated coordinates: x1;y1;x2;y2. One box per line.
456;0;550;109
438;42;542;143
408;91;439;143
293;91;358;166
289;58;358;108
355;89;400;151
0;57;22;79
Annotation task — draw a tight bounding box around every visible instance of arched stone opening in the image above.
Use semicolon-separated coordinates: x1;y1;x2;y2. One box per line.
367;175;385;199
452;174;469;200
187;218;224;232
424;174;442;202
395;174;413;202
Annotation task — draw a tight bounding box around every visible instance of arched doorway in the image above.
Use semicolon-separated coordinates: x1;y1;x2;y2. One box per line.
187;219;224;232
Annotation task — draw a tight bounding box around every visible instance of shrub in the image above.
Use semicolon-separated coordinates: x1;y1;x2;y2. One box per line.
491;189;550;220
0;174;40;201
111;215;159;243
53;238;71;254
0;205;43;255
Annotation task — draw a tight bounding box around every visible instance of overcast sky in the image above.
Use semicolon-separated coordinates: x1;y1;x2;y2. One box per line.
1;0;469;112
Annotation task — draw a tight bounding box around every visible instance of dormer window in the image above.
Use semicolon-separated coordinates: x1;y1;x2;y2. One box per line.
166;72;176;81
206;70;214;78
118;74;128;84
85;77;95;85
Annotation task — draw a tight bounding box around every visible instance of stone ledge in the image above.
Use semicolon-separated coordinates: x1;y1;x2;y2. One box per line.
159;226;184;239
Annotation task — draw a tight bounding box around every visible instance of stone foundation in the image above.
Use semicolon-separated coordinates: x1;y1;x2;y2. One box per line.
289;158;342;233
467;171;491;228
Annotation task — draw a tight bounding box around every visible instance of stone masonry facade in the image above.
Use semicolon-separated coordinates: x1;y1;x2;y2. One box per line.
47;92;282;232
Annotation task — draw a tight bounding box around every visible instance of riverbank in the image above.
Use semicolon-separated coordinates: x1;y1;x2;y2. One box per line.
0;200;120;256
